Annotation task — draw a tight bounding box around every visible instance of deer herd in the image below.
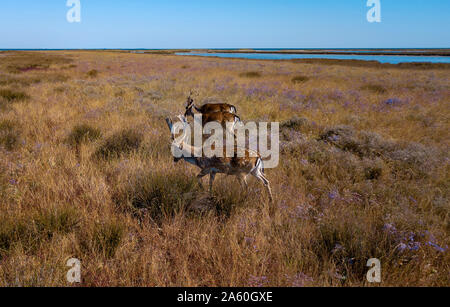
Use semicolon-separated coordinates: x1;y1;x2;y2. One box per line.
165;91;273;203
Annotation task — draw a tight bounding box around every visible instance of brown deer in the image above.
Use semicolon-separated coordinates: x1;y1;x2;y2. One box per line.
184;94;241;136
166;115;273;202
184;91;237;116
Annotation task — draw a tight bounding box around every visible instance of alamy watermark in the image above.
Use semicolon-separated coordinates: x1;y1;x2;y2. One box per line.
66;0;81;23
366;258;381;283
367;0;381;23
66;258;81;283
170;115;280;169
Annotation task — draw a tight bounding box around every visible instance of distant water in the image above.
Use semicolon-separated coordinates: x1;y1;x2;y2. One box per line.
250;48;446;53
176;52;450;64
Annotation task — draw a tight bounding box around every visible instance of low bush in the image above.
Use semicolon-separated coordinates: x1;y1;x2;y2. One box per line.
360;84;387;94
95;129;143;159
0;89;29;102
119;171;199;220
92;221;124;258
87;69;99;78
67;124;102;147
291;75;310;83
239;71;262;78
0;206;79;256
0;119;21;150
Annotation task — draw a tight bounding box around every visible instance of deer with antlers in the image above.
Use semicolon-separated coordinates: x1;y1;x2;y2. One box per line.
166;115;273;203
184;91;241;136
185;90;237;115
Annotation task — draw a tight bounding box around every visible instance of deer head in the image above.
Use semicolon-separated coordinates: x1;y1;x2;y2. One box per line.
184;90;198;118
165;116;188;163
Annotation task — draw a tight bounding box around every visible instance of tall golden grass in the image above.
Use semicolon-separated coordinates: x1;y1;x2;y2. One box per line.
0;51;448;286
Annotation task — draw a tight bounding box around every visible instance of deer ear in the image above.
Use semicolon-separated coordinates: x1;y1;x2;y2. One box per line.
165;117;173;130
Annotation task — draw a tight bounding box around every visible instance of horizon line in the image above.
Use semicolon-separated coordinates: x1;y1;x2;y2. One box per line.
1;47;450;51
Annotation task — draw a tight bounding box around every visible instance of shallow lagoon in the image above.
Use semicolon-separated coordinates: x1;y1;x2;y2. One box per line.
176;52;450;64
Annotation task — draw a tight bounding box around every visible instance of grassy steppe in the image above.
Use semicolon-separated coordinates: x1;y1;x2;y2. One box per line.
0;51;448;286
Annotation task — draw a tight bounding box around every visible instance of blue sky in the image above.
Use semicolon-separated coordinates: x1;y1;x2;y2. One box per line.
0;0;449;49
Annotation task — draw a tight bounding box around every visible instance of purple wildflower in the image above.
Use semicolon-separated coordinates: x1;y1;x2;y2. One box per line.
328;190;339;200
384;98;406;106
325;90;344;101
332;244;344;254
427;242;448;253
283;89;305;102
383;223;397;235
244;237;255;245
286;273;313;287
215;84;226;91
397;243;408;252
248;275;268;287
409;197;417;204
291;205;309;220
385;224;422;253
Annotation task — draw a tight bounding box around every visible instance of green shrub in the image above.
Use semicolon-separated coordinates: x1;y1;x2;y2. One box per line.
291;75;310;83
312;211;394;283
2;52;72;73
87;69;99;78
33;206;80;240
0;75;41;87
319;125;442;179
239;71;262;78
0;119;21;150
360;84;387;94
0;218;29;254
319;126;391;158
0;206;79;256
124;172;198;220
45;74;70;83
0;89;29;102
54;86;67;93
67;124;102;147
92;221;124;258
95;129;143;159
280;116;309;131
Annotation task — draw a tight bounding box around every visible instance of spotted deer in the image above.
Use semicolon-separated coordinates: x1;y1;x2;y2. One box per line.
166;115;273;202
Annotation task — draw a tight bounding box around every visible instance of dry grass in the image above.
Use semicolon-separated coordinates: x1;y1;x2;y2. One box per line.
0;51;73;74
0;50;448;287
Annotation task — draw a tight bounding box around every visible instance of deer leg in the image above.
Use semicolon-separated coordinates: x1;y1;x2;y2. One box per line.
261;174;273;203
209;172;216;193
252;171;273;203
237;174;248;189
197;169;210;190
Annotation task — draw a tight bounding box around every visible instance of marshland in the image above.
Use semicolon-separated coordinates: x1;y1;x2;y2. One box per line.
0;50;449;286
